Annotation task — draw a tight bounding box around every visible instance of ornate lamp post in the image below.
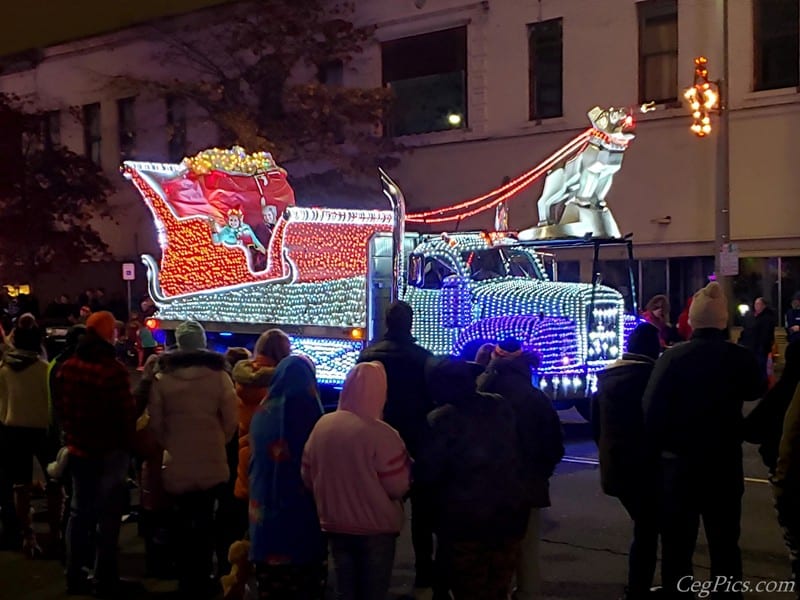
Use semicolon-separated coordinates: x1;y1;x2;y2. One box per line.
683;0;733;309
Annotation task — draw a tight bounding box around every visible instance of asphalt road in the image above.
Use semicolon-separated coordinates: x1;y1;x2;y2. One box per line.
0;408;792;600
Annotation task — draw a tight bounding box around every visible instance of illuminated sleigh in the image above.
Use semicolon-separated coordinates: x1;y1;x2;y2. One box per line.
122;149;393;330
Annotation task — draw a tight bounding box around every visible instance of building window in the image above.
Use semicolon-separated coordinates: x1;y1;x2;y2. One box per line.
754;0;799;91
42;111;60;150
318;60;343;87
82;103;101;165
382;26;467;137
638;0;678;104
528;18;563;120
166;95;187;163
117;97;136;160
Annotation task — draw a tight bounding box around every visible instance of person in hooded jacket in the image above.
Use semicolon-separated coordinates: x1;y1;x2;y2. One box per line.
358;301;435;590
476;339;563;600
592;322;661;599
147;320;238;598
249;355;326;599
744;341;800;475
302;361;411;600
416;358;529;600
0;315;52;556
643;283;765;598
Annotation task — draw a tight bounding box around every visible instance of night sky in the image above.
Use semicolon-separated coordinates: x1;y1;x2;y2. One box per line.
1;0;235;57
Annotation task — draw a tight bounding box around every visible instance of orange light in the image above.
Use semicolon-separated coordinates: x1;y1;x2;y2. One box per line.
350;328;364;340
145;318;159;330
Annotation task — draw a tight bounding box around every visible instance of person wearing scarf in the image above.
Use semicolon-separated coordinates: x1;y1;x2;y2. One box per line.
249;355;327;599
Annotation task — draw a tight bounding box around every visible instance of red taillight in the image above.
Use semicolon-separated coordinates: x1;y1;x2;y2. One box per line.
145;318;159;330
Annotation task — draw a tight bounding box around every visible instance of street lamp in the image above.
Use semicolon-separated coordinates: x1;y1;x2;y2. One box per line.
683;56;719;137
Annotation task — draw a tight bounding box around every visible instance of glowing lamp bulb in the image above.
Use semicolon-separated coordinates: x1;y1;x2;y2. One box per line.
447;113;463;126
738;303;750;316
145;318;159;330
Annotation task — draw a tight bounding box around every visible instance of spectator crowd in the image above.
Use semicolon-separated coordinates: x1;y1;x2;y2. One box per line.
0;282;799;600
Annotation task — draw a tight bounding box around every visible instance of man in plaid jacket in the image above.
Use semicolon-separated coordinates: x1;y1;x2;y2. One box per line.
53;311;136;596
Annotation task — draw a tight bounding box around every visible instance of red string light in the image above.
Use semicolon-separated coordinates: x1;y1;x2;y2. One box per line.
408;140;590;225
406;129;593;223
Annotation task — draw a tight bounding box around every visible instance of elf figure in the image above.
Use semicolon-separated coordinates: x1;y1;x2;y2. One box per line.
210;208;266;256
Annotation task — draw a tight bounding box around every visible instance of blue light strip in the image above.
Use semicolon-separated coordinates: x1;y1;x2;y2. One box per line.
288;336;364;385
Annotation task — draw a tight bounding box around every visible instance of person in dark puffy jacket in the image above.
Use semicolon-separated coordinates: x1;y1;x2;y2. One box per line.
358;301;435;589
477;340;563;600
592;322;661;600
643;282;765;597
738;297;777;377
416;358;529;600
744;341;800;475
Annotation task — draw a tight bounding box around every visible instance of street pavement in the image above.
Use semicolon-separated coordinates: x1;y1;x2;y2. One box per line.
0;408;792;600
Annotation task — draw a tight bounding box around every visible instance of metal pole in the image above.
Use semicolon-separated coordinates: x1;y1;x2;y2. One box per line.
715;0;732;312
127;280;132;321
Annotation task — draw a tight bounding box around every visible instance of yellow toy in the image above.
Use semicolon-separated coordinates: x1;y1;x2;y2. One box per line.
220;540;252;600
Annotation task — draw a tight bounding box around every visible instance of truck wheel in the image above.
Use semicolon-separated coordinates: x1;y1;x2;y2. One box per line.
574;398;592;422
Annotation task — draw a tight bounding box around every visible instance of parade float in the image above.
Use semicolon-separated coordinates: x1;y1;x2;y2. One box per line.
122;106;637;413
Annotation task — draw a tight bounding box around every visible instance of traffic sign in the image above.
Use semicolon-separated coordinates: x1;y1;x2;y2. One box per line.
122;262;136;281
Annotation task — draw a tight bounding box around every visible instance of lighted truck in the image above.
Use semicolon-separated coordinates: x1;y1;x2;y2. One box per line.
123;107;636;414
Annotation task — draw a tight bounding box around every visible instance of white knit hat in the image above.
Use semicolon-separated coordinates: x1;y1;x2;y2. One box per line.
688;282;729;330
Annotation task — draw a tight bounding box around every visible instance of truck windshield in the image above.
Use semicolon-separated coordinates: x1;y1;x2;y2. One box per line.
461;248;542;281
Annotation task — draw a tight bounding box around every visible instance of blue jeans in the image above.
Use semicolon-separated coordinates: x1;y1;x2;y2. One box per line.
329;533;396;600
65;451;129;587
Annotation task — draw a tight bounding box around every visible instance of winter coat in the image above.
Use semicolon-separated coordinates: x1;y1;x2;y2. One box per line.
249;357;326;565
416;360;529;543
232;356;278;500
54;332;136;457
773;384;800;501
744;342;800;474
0;349;50;429
592;353;657;497
302;362;411;536
739;307;776;359
786;307;800;345
677;297;693;342
477;354;563;507
358;332;433;456
643;328;765;490
148;350;238;495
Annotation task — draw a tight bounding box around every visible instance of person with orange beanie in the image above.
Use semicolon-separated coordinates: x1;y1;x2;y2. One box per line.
54;310;136;596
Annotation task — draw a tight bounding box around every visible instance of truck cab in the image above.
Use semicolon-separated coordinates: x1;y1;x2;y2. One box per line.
396;232;626;409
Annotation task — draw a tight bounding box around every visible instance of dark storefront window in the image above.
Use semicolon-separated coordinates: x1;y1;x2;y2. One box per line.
383;27;467;136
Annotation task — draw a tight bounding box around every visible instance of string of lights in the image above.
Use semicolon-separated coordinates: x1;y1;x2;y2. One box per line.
406;129;593;223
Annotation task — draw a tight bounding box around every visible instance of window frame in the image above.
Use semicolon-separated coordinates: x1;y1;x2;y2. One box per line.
82;102;102;166
637;0;679;105
117;97;136;161
528;17;564;121
753;0;800;91
166;95;188;163
381;26;468;137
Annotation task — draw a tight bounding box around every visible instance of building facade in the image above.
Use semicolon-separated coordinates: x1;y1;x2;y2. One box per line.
2;0;799;321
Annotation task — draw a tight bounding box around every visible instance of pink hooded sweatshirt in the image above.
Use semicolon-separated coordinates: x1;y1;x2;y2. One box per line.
301;361;411;535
